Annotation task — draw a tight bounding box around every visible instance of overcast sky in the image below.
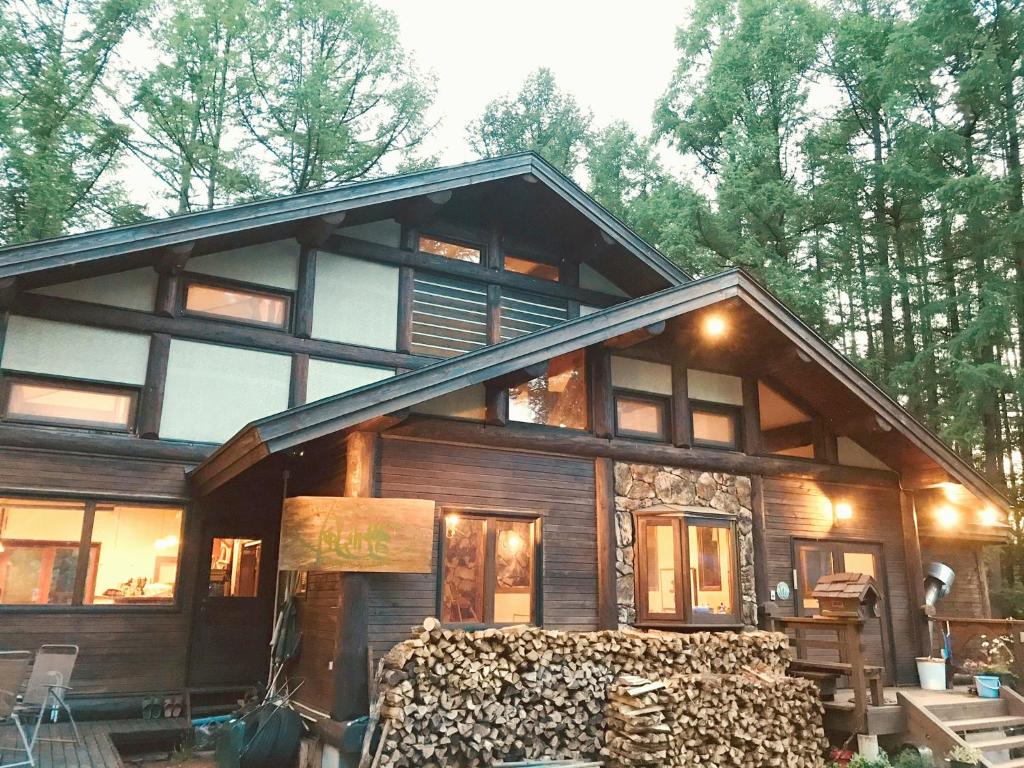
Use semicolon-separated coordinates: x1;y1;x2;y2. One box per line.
374;1;692;164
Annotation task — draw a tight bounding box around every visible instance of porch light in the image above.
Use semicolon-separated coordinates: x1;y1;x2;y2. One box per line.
703;314;727;339
445;513;459;539
936;505;959;528
833;502;854;523
980;506;1000;527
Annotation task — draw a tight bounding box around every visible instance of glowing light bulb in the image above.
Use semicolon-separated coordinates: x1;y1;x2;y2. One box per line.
936;506;959;528
703;314;727;339
980;507;1000;527
505;532;524;553
834;502;854;521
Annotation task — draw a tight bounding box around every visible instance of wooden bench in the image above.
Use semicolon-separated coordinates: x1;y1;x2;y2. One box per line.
789;659;885;706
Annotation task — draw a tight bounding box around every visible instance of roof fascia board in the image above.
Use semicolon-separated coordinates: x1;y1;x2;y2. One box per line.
734;275;1010;512
0;156;535;278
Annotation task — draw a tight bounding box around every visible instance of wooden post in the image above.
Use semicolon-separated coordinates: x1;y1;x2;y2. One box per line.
671;360;692;447
589;347;614;439
138;332;170;439
334;431;378;719
749;475;771;618
845;618;868;732
485;385;509;427
487;284;502;345
741;376;762;455
396;267;415;354
294;246;317;339
595;457;619;630
900;489;931;657
290;352;309;408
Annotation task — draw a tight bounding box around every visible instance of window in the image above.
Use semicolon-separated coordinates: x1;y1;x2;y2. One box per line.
440;513;537;626
614;392;670;441
208;538;262;597
1;375;137;431
758;381;815;458
418;236;481;264
509;350;587;430
635;513;738;625
184;280;290;329
691;401;741;450
504;255;559;282
0;497;183;607
410;273;489;357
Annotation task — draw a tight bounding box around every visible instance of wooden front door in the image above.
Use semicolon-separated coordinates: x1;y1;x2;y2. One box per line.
187;520;278;689
793;539;897;683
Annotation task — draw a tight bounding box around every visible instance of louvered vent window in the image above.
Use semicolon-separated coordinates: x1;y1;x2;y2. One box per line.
499;289;569;341
411;273;489;357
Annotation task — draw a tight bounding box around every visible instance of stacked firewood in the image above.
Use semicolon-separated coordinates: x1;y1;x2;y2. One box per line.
366;621;798;768
603;673;828;768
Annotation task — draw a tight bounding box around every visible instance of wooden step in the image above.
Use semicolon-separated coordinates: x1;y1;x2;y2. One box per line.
971;733;1024;752
931;700;1008;720
946;716;1024;732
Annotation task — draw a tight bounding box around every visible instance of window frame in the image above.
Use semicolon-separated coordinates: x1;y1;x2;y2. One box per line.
503;254;561;282
180;273;294;331
613;389;671;442
436;508;543;628
507;350;590;432
689;399;743;451
634;512;741;628
0;494;187;613
0;372;140;433
417;233;484;265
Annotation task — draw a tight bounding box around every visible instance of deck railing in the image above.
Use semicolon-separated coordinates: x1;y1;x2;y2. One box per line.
931;615;1024;683
770;615;884;732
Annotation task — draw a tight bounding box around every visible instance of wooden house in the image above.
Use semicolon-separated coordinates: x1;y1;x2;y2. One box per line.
0;154;1010;729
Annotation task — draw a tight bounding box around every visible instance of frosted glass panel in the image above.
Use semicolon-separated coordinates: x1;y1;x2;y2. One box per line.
312;253;399;349
1;316;150;385
306;359;393;403
188;240;299;290
611;356;672;395
160;340;291;443
32;268;158;311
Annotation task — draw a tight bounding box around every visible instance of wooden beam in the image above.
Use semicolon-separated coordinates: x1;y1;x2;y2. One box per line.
0;277;17;310
741;376;762;456
486;362;548;391
901;465;955;490
290;352;309;408
750;475;771;620
385;418;902;488
294;246;317;338
0;422;212;463
671;360;692;448
12;292;434;371
602;321;666;350
138;332;171;439
900;490;931;657
324;234;622;308
485;385;509;427
334;431;378;719
761;422;815;453
595;457;618;630
588;347;614;439
487;284;502;344
395;266;415;354
296;212;347;248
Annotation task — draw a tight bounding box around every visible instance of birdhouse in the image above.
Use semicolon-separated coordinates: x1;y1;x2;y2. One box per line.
812;572;882;619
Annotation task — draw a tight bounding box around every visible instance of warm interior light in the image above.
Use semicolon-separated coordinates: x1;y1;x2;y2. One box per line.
505;531;524;553
154;534;179;551
980;507;1000;527
834;502;854;522
703;314;727;339
936;505;959;528
941;482;968;502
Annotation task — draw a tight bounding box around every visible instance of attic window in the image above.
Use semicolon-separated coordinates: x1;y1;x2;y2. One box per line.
504;255;559;282
508;350;587;430
1;375;137;431
184;280;290;329
758;381;815;459
418;236;481;264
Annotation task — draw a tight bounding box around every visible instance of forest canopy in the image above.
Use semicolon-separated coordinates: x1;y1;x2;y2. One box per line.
3;0;1024;585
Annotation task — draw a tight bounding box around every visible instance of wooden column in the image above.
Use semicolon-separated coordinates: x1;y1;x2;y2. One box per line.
741;375;761;455
485;385;509;426
589;347;614;439
138;332;171;439
671;360;692;447
154;243;193;317
595;457;619;630
899;489;931;657
290;352;309;408
487;284;502;345
294;246;317;339
395;267;415;354
334;431;378;719
749;476;771;619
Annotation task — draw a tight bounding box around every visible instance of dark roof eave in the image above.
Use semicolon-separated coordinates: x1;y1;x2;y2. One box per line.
0;153;690;285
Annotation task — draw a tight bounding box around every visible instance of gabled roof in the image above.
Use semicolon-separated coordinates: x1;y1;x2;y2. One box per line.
0;153;689;285
190;269;1010;519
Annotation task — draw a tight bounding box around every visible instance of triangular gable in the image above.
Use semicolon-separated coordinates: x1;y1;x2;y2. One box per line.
0;154;689;288
190;268;1010;519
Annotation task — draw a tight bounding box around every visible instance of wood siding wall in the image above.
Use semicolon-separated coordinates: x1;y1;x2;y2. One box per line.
371;437;599;654
920;537;992;619
0;447;194;695
760;476;917;683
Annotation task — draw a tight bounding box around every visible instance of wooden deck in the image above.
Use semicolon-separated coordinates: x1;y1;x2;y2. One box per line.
828;685;979;735
0;717;190;768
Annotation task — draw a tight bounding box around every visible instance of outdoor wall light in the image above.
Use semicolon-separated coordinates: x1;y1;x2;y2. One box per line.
445;513;459;539
979;506;1000;527
833;501;854;523
936;505;960;528
703;314;727;339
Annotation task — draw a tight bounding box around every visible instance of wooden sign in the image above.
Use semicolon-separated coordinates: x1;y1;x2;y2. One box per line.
279;496;435;573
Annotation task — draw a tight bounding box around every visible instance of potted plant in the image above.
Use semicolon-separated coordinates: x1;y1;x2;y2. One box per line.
946;744;982;768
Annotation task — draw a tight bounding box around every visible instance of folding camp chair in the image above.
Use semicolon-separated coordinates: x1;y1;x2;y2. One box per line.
19;645;80;748
0;651;35;768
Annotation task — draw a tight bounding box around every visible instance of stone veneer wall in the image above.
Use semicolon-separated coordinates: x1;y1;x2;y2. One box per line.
613;463;757;629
